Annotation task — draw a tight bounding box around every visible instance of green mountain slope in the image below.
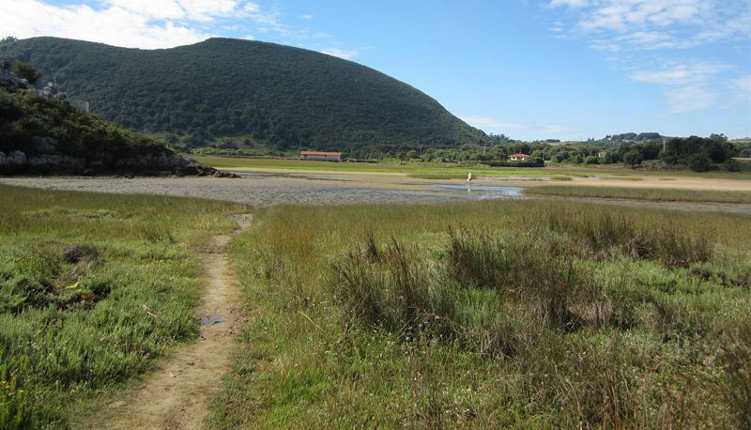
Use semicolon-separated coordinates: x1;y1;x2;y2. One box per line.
0;37;488;156
0;85;194;175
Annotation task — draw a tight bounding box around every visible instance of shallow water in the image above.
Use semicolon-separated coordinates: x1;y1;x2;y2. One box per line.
433;184;525;199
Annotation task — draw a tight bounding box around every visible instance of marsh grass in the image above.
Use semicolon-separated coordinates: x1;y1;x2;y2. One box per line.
214;199;751;428
0;185;246;428
407;173;469;180
528;185;751;203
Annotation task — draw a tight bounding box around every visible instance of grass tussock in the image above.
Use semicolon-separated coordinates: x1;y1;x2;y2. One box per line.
214;199;751;428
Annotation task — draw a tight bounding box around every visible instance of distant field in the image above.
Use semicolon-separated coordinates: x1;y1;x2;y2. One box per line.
196;155;751;179
0;185;246;428
527;185;751;204
213;200;751;428
195;156;552;177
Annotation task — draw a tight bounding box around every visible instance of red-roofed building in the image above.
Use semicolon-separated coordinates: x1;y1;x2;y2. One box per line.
300;151;343;161
509;153;531;162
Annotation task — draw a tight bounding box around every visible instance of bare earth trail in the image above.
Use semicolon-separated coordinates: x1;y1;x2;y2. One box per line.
95;214;253;430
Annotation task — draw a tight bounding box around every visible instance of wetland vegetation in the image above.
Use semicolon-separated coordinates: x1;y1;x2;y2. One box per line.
212;200;751;428
0;185;246;428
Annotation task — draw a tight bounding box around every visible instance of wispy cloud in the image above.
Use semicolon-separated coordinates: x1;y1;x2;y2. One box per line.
629;62;730;86
460;115;587;139
546;0;750;115
735;74;751;94
0;0;359;55
628;61;731;113
321;47;358;60
0;0;210;48
548;0;749;51
664;86;717;114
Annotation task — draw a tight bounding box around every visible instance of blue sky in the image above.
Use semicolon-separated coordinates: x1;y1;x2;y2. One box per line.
2;0;749;140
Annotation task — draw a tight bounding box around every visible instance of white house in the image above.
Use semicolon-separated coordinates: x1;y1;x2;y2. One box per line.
508;153;531;162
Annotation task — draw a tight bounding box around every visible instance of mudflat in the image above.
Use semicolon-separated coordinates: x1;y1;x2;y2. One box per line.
2;169;750;214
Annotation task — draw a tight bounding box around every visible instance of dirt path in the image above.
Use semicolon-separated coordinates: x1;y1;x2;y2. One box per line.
99;214;252;430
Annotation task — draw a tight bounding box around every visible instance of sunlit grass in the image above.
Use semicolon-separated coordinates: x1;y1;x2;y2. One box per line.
527;185;751;203
213;200;751;428
0;185;248;428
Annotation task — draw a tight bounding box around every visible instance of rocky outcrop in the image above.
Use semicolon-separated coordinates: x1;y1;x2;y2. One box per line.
37;81;66;99
0;75;30;90
0;149;236;177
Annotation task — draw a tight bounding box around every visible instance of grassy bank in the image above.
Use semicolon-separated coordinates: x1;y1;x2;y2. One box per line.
213;200;750;428
196;155;751;180
0;185;246;428
527;185;751;204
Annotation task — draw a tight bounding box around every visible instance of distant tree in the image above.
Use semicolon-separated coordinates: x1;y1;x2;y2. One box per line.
571;154;583;164
584;155;599;165
723;158;740;172
623;150;643;168
12;62;42;84
0;36;18;44
688;153;712;172
0;58;10;75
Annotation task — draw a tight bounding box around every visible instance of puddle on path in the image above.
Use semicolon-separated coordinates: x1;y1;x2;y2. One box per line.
200;314;226;326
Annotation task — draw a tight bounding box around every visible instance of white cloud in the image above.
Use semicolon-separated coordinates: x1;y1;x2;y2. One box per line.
0;0;210;48
549;0;587;8
629;61;731;113
549;0;749;50
734;74;751;93
460;115;587;138
630;62;730;86
459;115;529;130
664;86;717;113
0;0;294;48
300;13;314;20
546;0;749;116
321;48;358;60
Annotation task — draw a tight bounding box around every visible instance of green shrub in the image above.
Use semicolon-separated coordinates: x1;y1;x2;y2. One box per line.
689;153;713;172
584;155;600;165
724;158;741;172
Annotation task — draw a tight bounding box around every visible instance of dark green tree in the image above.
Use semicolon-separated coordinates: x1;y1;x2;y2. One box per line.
11;62;42;84
623;150;643;168
723;158;740;172
688;153;712;172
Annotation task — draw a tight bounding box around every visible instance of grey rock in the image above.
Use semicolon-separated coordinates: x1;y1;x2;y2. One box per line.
0;75;29;90
37;81;66;99
10;151;26;165
28;154;83;168
33;136;57;153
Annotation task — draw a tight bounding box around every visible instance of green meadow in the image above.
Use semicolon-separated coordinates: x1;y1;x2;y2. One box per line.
0;185;246;428
2;184;750;429
195;155;751;180
213;200;750;428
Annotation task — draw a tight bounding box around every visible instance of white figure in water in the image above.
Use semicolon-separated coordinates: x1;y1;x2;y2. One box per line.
467;172;473;192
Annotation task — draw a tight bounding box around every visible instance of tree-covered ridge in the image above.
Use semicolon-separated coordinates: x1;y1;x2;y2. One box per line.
0;84;190;175
0;37;489;156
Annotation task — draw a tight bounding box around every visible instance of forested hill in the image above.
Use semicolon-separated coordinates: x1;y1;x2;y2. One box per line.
0;37;489;155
